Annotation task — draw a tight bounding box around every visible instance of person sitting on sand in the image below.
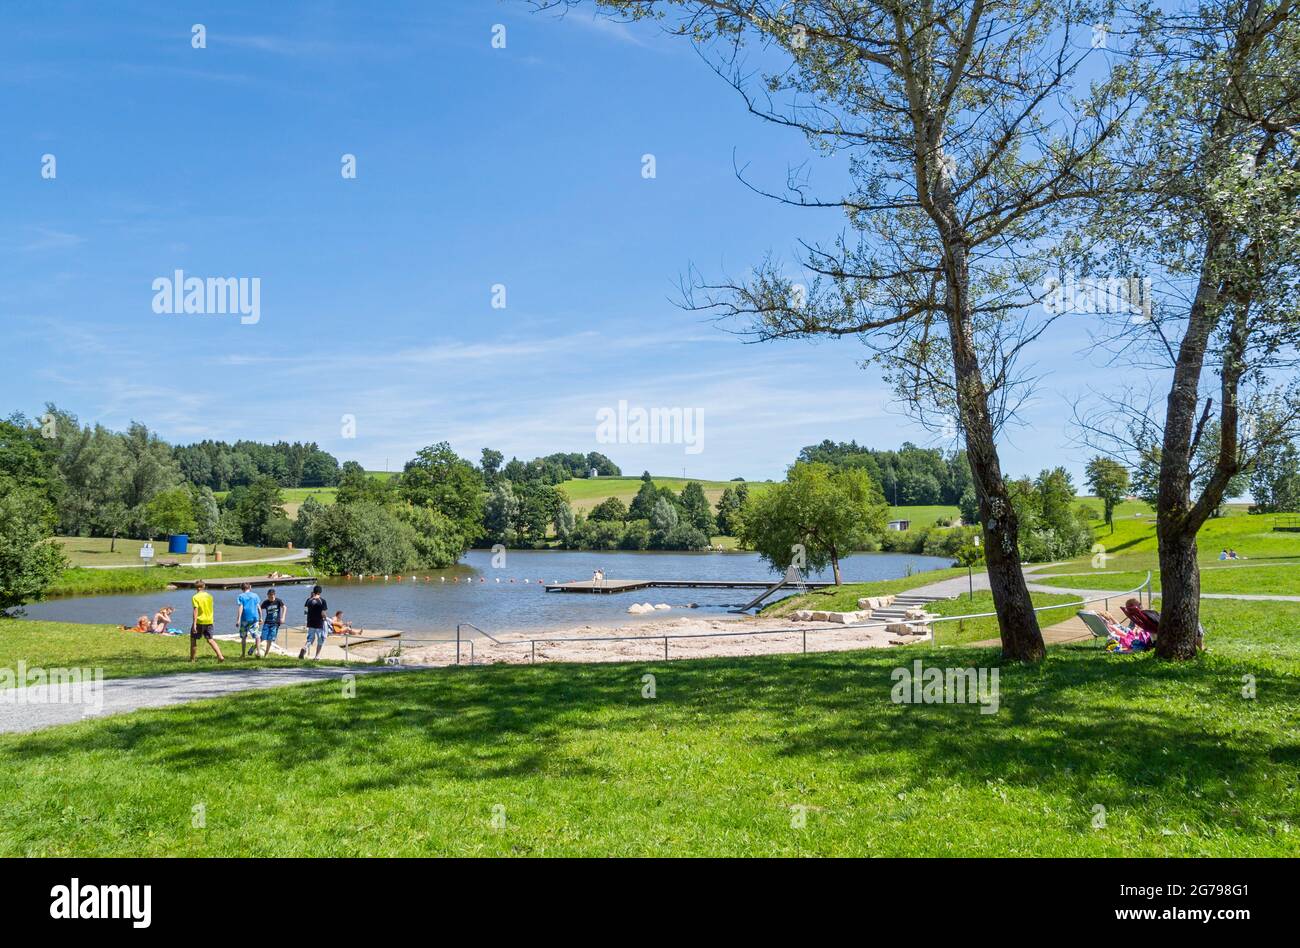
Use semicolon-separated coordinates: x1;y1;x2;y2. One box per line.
330;610;357;635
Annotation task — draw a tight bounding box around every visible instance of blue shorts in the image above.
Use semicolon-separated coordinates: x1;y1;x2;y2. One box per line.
260;624;280;642
239;620;259;638
306;626;328;645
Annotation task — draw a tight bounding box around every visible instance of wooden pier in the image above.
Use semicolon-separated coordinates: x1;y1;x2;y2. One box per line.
169;575;317;590
543;579;836;595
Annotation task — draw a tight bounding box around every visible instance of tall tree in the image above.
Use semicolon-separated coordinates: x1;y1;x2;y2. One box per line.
1078;1;1300;658
680;481;716;535
480;448;505;486
0;481;67;612
1084;456;1131;532
628;474;661;521
738;462;887;584
549;0;1134;660
399;442;485;549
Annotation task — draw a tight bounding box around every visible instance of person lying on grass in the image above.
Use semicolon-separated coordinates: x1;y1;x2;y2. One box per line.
121;615;151;634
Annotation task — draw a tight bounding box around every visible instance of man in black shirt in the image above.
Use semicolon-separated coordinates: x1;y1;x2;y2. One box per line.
300;585;328;660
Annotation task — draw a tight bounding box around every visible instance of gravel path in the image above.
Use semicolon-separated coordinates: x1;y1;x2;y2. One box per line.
0;665;400;734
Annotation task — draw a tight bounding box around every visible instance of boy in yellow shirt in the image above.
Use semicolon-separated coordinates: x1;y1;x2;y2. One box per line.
189;579;225;663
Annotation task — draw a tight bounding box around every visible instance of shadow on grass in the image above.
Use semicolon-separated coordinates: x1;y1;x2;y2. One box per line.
3;643;1297;834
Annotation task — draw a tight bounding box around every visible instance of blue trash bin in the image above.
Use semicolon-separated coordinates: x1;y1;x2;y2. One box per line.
168;534;189;554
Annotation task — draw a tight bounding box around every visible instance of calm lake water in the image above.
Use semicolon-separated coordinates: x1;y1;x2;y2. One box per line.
21;549;952;636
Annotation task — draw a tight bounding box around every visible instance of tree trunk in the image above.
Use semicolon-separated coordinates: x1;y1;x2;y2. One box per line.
974;473;1045;662
1154;229;1231;659
831;551;842;586
940;225;1045;662
1155;527;1201;659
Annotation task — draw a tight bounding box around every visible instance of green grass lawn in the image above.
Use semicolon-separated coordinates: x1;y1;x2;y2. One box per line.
1034;560;1300;596
928;591;1084;646
53;536;299;568
885;504;962;526
0;620;343;685
1072;508;1300;572
1;597;1296;856
760;567;970;616
762;575;1079;645
47;561;314;597
215;486;338;519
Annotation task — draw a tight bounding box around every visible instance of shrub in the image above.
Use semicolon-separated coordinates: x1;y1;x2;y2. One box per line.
308;503;418;575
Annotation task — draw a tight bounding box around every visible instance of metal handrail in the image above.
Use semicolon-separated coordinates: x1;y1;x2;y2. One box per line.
333;572;1153;666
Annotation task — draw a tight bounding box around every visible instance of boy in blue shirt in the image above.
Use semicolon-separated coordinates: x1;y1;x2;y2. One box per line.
234;582;261;658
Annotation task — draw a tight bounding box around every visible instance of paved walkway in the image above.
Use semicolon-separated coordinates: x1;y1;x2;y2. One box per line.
911;563;1300;604
969;615;1096;649
0;665;399;735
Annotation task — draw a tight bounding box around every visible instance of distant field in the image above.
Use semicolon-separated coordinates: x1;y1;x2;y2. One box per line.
213;471;389;518
885;505;961;526
1075;497;1156;521
1063;505;1299;571
49;561;314;597
216;485;340;519
558;476;772;514
1035;560;1300;596
53;536;297;568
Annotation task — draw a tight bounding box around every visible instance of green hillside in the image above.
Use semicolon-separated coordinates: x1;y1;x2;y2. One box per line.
558;476;770;513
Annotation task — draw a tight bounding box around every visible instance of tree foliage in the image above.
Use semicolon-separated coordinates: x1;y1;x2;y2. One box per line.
738;462;887;584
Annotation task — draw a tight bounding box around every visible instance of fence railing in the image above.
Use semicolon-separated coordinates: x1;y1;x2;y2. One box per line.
330;572;1153;667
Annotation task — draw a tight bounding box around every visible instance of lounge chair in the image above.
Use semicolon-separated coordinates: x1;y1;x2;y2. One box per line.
1077;610;1116;638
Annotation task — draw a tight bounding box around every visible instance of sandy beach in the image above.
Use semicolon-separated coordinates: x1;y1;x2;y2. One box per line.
380;612;928;667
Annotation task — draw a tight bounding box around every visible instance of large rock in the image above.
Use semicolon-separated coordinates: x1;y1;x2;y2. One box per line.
857;594;897;610
885;621;928;636
889;633;932;645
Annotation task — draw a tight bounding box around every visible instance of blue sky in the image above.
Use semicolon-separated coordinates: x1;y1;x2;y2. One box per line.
1;0;1123;482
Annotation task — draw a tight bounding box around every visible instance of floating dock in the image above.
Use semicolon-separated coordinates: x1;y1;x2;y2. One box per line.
543;579;836;595
169;575;317;590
